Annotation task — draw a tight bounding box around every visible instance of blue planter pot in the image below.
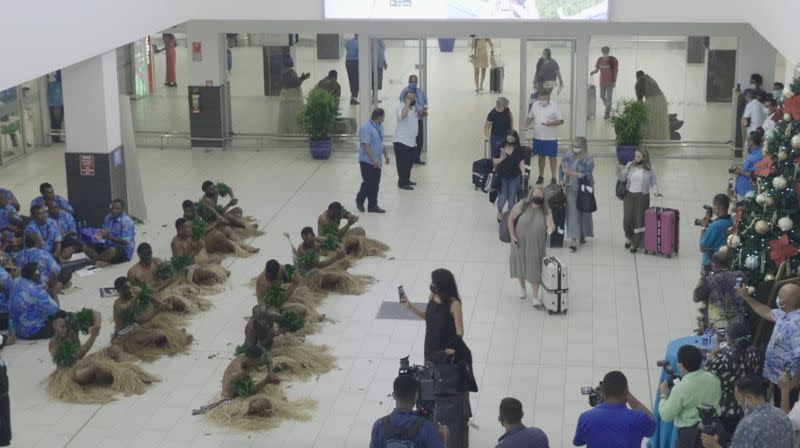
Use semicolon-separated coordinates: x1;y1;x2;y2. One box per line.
309;139;333;160
438;38;456;52
616;145;637;165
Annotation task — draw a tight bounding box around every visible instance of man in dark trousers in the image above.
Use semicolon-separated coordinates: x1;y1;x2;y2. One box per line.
399;75;429;165
590;46;618;119
356;108;389;214
344;35;359;105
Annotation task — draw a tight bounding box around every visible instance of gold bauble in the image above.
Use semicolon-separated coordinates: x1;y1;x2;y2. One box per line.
755;220;771;234
765;196;775;207
765;273;776;282
755;193;767;205
785;113;793;122
792;134;800;150
718;245;730;255
773;175;788;189
778;149;789;161
727;234;741;248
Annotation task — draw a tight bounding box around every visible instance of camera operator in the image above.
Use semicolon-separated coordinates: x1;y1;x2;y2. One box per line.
698;194;733;273
573;371;656;447
701;375;794;448
401;268;476;448
659;345;722;448
370;374;447;448
693;252;747;331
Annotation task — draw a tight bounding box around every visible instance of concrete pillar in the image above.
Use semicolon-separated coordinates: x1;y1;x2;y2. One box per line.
62;51;126;226
185;24;231;149
573;35;591;139
358;34;372;126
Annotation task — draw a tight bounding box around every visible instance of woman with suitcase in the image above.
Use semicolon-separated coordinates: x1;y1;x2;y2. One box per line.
618;149;662;254
558;137;595;252
470;37;493;93
493;130;526;221
508;185;555;305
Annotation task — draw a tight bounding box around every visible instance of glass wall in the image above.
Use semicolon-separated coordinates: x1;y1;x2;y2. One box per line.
586;36;736;143
525;40;575;142
0;78;47;166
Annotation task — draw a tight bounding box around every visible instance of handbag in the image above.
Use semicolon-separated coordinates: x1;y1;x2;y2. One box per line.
577;178;598;213
615;179;627;200
499;201;530;243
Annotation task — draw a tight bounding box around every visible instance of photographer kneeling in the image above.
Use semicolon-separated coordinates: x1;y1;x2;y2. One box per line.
573;371;656;447
698;194;733;275
402;268;476;448
701;375;794;448
370;375;447;448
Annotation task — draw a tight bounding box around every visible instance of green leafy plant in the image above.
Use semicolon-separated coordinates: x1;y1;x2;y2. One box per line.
191;218;208;241
125;284;154;325
296;250;320;275
216;182;232;198
233;343;272;366
320;221;340;251
608;98;648;146
283;264;297;282
52;338;79;368
230;375;256;398
69;308;94;335
265;286;285;307
278;311;305;333
195;202;217;223
155;261;177;280
299;88;340;140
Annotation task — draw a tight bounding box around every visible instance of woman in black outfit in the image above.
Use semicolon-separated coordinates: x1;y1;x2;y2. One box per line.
493;130;527;221
401;268;474;448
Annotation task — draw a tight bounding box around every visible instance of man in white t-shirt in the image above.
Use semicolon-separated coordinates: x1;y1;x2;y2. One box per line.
525;89;564;185
742;90;767;136
394;91;419;190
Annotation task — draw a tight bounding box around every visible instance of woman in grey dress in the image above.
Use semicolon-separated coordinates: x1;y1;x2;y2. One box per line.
558;136;595;252
508;185;554;306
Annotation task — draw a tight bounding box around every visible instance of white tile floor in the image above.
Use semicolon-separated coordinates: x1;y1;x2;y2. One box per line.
0;138;732;447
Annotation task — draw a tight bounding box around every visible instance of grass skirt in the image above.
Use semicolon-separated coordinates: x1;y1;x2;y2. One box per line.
160;283;212;313
304;268;374;295
194;248;224;265
206;384;315;431
47;351;160;404
184;264;229;294
112;314;193;362
271;334;335;380
234;216;265;239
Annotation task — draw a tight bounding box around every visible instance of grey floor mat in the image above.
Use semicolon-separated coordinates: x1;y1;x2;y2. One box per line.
375;301;427;319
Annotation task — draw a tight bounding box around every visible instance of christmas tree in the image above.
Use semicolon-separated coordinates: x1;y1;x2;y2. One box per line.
727;77;800;286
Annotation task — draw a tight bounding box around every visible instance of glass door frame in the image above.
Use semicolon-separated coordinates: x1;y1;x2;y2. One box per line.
520;38;577;144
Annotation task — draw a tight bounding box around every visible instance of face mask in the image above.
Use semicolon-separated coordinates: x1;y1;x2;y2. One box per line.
777;296;784;310
749;84;756;89
507;140;515;145
429;284;439;294
409;83;417;90
532;196;544;205
539;99;549;106
635;159;644;165
572;146;583;154
774;90;782;97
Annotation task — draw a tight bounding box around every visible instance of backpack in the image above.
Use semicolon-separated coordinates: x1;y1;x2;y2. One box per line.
382;416;426;448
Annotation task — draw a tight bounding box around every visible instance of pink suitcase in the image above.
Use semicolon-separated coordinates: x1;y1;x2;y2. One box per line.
643;207;680;257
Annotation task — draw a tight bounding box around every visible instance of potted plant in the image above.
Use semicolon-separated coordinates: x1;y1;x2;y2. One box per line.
299;87;340;160
437;38;456;52
608;98;647;165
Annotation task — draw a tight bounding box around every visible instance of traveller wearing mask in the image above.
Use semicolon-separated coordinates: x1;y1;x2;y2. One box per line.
398;75;429;165
618;149;661;253
525;89;563;185
558;136;595;252
508;185;555;304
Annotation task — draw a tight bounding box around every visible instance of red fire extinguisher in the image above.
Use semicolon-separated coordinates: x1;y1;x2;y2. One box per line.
191;90;201;114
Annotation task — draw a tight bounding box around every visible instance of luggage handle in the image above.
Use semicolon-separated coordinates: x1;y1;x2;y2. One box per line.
484;139;489;160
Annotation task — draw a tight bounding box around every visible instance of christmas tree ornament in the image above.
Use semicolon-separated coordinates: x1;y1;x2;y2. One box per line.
792;134;800;150
769;234;800;264
764;273;776;282
747;286;756;295
764;196;775;207
755;220;770;234
754;155;776;177
766;129;778;142
778;149;789;160
773;176;788;189
779;217;794;231
727;234;741;248
718;245;730;255
785;87;795;98
755;193;767;205
785;113;793;122
745;253;759;269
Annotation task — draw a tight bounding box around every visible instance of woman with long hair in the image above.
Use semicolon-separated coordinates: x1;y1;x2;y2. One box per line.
508;185;555;305
618;148;662;253
704;320;761;435
558;136;595;251
493;130;527;220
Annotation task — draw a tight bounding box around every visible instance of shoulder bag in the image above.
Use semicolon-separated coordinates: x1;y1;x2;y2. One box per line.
577;177;598;213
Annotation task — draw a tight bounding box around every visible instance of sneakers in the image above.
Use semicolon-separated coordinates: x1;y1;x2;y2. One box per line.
350;97;359;105
531;297;544;308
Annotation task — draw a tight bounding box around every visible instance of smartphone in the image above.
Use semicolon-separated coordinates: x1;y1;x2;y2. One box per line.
735;276;743;289
580;387;594;395
398;286;405;302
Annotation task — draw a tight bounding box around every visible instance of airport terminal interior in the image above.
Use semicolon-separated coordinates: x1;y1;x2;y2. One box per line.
0;2;799;447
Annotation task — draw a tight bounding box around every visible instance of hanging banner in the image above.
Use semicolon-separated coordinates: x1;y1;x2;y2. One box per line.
191;41;203;62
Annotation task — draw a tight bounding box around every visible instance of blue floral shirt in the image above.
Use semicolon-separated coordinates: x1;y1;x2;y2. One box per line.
764;309;800;383
31;195;74;215
103;212;135;260
0;188;16;203
0;204;19;230
14;248;61;286
9;277;58;338
52;210;77;237
24;218;62;253
0;266;12;314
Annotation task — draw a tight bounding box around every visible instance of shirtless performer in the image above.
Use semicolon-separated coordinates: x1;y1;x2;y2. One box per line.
200;181;254;231
222;345;280;401
255;260;302;307
296;227;348;273
50;309;118;384
170;219;231;286
293;227;373;295
126;243;167;289
317;202;389;258
182;202;259;254
317;201;360;239
243;304;283;352
254;259;324;323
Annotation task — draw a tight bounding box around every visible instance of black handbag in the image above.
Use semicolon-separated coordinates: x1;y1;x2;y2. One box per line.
577;178;598;213
615;179;627;200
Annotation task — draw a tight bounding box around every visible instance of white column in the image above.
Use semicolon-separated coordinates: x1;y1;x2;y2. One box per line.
573;35;590;138
358;34;372;126
185;24;228;87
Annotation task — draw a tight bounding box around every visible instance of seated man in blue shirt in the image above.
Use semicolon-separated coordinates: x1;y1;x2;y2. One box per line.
0;188;20;211
370;374;447;448
0;259;12;332
46;199;81;261
699;194;733;273
496;397;549;447
24;204;62;261
15;233;69;302
30;182;74;216
10;262;59;340
0;193;25;250
83;199;135;267
573;370;656;448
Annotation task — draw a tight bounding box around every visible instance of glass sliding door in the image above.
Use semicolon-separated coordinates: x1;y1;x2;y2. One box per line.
0;87;26;163
524;40;575;143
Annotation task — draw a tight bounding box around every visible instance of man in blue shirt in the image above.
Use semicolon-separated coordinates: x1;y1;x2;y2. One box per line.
345;34;360;105
399;74;429;165
47;70;64;143
370;374;446;448
10;262;59;340
24;204;62;260
356;108;389;214
699;194;733;270
31;182;74;216
573;371;656;448
15;233;65;301
46;199;81;260
374;39;387;98
83;199;135;266
0;261;12;331
0;188;19;211
733;131;763;201
496;397;549;447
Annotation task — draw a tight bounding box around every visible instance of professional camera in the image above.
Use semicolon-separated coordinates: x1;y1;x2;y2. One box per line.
656;360;680;391
580;382;603;407
698;403;730;444
694;205;713;227
399;357;436;420
728;165;738;174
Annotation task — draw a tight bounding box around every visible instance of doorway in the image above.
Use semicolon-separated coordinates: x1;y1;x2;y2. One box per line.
523;39;575;143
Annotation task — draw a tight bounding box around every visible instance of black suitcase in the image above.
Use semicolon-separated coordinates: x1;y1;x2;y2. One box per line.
435;395;470;448
472;140;492;190
489;67;504;93
549;207;566;248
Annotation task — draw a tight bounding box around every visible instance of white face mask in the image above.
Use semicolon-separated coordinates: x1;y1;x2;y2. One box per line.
572;146;583;154
749;84;757;89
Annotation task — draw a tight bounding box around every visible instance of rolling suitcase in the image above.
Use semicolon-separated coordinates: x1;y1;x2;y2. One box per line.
472;140;493;190
587;83;597;119
490;67;504;93
541;235;568;314
643;206;680;257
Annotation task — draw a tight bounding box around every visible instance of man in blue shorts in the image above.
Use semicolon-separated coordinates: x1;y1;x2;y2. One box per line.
525;89;563;185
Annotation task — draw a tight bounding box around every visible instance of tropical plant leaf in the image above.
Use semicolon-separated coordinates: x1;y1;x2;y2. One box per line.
278;310;305;333
52;338;79;368
216;182;232;198
69;308;94;335
299;88;341;140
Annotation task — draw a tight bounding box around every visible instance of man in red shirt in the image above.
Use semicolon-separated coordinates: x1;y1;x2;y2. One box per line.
590;46;619;119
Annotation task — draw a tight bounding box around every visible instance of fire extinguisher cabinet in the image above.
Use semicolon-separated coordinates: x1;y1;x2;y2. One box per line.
188;84;231;149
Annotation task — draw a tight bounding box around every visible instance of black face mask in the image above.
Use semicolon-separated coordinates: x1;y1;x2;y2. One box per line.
429;284;439;294
531;197;544;205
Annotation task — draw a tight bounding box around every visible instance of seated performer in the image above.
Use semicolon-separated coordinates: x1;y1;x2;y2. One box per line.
127;243;168;288
0;260;12;332
243;304;283;352
256;260;302;307
15;233;67;300
182;202;259;254
254;259;324;325
31;182;74;215
296;227;347;271
46;199;81;261
83;199;135;266
292;227;373;295
317;201;360;239
222;345;281;401
200;181;254;231
10;262;59;340
169;220;230;286
24;204;62;261
111;277;192;361
0;193;24;249
47;308;158;403
317;202;389;258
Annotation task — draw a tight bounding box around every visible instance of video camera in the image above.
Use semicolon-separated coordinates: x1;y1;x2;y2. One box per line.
656;360;680;391
580;383;603;407
399;357;437;421
698;403;730;445
694;205;713;227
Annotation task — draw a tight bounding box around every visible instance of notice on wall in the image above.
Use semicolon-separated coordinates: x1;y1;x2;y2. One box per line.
79;155;95;176
191;41;203;62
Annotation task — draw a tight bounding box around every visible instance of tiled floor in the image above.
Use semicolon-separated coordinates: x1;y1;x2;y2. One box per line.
0;139;732;447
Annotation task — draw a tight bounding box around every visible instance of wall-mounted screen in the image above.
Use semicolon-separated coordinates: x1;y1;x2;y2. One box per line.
324;0;608;21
